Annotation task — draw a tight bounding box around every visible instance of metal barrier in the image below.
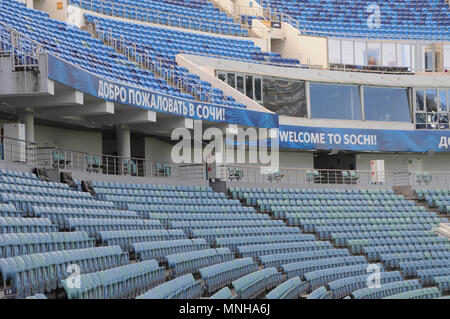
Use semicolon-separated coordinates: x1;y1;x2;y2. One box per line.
219;165;393;187
0;136;37;166
397;171;450;188
0;22;42;70
36;147;205;181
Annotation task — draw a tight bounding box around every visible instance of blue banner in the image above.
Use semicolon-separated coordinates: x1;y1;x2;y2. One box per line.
279;125;450;153
47;54;278;128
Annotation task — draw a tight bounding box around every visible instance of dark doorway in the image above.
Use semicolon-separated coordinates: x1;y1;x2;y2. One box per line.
313;152;357;184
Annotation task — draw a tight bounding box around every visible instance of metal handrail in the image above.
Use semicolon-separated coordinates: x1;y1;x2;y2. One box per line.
35;146;205;181
0;22;43;69
0;135;37;165
219;164;391;186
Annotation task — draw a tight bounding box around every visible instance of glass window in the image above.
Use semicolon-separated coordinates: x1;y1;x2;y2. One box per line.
328;39;341;64
263;78;307;117
218;73;226;82
227;73;235;89
438;90;448;112
354;42;366;65
364;87;410;122
426;89;437;112
382;43;396;66
444;45;450;71
245;75;253;99
367;43;381;66
254;78;262;101
236;75;244;94
416;90;424;111
341;41;354;65
397;44;411;69
310;83;362;120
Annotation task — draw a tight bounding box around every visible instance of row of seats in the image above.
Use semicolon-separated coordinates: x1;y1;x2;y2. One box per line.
0;246;128;298
98;229;187;250
136;274;202;299
259;248;350;269
0;217;57;234
165;248;233;277
383;287;442;299
130;239;209;263
62;260;165;299
307;286;332;299
32;206;139;227
232;268;282;299
265;277;308;299
328;271;404;299
192;226;301;245
71;0;246;37
66;218;163;237
237;241;333;259
215;234;316;252
0;231;94;258
352;280;422;299
199;258;258;294
0;183;91;199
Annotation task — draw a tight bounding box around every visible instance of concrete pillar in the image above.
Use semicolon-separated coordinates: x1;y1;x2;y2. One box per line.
116;125;131;158
23;110;35;143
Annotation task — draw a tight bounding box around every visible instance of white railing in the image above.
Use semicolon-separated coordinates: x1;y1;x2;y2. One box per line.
0;135;37;166
219;165;393;187
395;171;450;188
36;147;205;181
74;0;264;37
0;22;43;70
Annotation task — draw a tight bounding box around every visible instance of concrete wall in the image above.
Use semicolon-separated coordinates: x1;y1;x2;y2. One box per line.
34;125;102;154
356;153;450;172
144;137;174;163
33;0;68;22
272;23;328;67
67;4;84;28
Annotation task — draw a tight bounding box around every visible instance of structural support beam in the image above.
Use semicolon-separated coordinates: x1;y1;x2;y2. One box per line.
39;101;115;117
22;109;34;143
116;125;131;159
90;110;156;125
3;89;83;108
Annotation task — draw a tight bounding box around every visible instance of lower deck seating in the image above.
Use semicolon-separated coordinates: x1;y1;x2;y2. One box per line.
136;274;202;299
327;271;404;299
209;286;234;299
130;239;209;263
0;231;95;258
383;287;442;299
165;248;233;277
62;260;165;299
199;258;258;294
352;280;422;299
0;246;127;298
265;277;308;299
307;286;333;299
232;268;282;299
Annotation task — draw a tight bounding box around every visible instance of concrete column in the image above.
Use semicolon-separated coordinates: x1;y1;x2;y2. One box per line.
116;125;131;158
23;110;35;143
